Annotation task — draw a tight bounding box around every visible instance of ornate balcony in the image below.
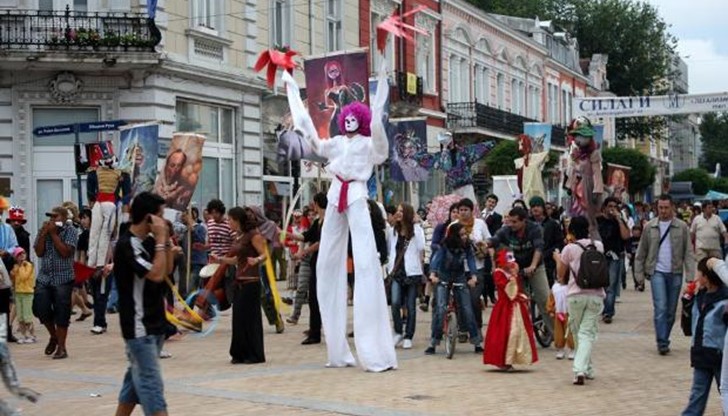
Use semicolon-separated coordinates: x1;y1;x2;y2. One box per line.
0;5;160;52
447;101;566;147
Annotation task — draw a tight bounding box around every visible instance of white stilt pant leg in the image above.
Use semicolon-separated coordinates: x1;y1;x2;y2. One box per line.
349;199;397;372
87;202;116;267
316;203;356;368
87;203;103;267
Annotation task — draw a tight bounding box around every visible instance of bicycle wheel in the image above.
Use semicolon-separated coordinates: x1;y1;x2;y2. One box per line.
445;312;458;359
531;300;553;348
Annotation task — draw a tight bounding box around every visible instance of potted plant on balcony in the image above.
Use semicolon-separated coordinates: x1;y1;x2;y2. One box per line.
101;32;120;48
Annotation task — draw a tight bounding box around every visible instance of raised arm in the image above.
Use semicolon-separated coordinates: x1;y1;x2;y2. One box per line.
369;62;390;165
281;71;324;155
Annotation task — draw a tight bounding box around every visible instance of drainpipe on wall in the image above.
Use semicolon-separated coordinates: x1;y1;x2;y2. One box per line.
309;0;314;54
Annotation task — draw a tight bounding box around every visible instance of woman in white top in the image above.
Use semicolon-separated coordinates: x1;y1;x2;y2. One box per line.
554;216;606;386
387;203;425;350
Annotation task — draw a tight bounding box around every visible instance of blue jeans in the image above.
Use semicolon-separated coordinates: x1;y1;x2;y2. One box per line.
602;256;624;318
391;279;418;339
118;334;167;414
650;271;683;349
682;366;721;415
430;283;482;345
108;277;119;311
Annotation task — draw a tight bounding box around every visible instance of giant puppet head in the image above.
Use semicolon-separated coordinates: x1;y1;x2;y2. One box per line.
567;116;596;148
337;101;371;136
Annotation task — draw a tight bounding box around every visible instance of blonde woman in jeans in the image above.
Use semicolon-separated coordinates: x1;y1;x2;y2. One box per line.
554;216;606;385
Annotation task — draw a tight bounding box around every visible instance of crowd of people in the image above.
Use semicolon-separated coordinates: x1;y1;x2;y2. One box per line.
4;185;728;414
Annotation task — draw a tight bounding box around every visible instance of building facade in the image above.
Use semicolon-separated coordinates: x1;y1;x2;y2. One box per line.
0;0;266;233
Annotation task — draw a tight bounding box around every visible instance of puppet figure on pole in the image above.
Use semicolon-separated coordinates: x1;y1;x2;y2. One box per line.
86;154;130;268
563;116;603;240
282;63;396;372
416;131;495;210
514;133;549;204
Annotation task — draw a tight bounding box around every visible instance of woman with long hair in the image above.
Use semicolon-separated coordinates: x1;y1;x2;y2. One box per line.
387;203;425;350
426;222;482;354
212;207;268;364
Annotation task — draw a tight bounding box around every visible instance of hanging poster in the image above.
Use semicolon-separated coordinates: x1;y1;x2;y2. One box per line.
304;51;369;139
523;123;552;152
606;163;631;203
118;123;159;198
154;133;205;211
388;118;429;182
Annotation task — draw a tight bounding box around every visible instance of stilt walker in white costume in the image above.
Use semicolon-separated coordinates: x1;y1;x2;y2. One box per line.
282;65;397;372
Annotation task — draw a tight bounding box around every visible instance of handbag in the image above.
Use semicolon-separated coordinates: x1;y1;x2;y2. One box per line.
387;237;411;284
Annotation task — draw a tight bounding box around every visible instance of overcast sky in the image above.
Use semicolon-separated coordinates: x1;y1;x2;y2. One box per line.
646;0;728;95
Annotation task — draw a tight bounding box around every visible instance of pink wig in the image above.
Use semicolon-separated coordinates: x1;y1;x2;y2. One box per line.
338;101;371;137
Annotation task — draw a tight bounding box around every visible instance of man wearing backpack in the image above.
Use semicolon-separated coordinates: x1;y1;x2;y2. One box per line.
487;207;553;335
635;194;695;355
597;197;630;324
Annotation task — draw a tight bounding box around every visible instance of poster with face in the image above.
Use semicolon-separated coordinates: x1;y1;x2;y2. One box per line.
606;163;631;203
523;123;552;152
388;118;429;182
118;123;159;199
303;51;369;139
154;133;205;211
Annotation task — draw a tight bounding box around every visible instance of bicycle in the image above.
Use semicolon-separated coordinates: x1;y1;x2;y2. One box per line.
521;271;553;348
440;281;466;359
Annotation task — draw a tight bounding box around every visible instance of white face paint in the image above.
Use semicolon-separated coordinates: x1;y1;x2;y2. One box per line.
344;114;359;133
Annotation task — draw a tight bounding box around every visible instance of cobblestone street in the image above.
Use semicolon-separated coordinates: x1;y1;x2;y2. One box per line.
7;284;717;415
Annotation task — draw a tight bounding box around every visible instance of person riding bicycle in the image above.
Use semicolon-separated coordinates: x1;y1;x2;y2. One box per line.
487;207;553;336
425;222;483;355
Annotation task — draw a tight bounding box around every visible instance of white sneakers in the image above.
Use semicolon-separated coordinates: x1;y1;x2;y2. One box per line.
90;326;107;335
16;336;36;344
392;333;403;348
567;349;575;360
556;349;566;360
402;339;413;349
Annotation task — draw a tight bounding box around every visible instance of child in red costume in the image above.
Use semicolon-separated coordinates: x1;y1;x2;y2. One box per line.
483;249;538;370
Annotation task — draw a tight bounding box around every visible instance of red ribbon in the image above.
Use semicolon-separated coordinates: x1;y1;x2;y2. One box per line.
336;175;353;213
254;48;300;88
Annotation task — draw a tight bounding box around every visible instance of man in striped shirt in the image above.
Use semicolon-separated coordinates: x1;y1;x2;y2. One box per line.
205;199;235;257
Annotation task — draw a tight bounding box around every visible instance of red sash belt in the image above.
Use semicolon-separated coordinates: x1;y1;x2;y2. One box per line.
96;192;115;203
336;175;353;213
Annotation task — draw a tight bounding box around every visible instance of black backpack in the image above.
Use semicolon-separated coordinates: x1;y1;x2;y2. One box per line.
573;242;609;289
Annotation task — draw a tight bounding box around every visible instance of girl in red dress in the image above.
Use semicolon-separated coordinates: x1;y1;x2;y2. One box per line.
483;249;538;370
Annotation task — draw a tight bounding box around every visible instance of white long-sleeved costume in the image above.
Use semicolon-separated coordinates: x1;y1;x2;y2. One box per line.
282;68;397;372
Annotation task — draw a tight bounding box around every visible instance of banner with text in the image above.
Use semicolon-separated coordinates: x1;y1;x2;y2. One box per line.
573;92;728;118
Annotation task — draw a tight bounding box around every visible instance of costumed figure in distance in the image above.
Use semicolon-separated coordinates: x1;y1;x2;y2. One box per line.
563;117;603;240
514;133;549;204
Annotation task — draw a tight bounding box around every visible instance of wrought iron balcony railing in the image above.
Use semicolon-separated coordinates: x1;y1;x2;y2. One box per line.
447;101;566;147
0;5;160;52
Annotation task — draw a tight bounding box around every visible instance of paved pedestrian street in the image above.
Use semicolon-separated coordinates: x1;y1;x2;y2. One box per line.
7;285;719;415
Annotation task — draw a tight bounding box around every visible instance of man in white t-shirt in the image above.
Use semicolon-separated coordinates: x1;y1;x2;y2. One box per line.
457;198;490;345
635;194;695;356
690;201;728;262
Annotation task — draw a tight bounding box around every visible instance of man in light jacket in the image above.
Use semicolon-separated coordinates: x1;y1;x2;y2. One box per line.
634;194;695;355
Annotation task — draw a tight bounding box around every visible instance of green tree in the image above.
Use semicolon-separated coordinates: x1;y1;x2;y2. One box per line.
712;177;728;194
699;112;728;176
601;147;656;195
671;168;713;196
468;0;677;141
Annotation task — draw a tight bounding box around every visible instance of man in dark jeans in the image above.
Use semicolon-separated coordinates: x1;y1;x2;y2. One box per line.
33;206;77;359
597;197;630;324
114;192;172;416
529;196;564;287
293;192;327;345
